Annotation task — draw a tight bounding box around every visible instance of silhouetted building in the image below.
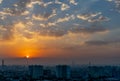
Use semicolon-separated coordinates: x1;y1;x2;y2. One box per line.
43;69;52;79
29;65;43;79
56;65;71;79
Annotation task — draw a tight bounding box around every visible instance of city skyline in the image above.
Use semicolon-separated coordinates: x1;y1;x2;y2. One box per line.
0;0;120;65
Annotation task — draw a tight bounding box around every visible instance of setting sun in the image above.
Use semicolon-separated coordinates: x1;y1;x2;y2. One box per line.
26;55;29;59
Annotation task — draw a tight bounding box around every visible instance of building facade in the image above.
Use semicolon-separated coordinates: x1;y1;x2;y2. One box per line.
29;65;43;79
56;65;71;79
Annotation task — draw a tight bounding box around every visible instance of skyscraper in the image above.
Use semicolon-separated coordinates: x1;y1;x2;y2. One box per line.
56;65;71;79
29;65;43;79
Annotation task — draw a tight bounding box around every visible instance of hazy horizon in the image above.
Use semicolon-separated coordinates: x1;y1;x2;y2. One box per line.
1;56;120;65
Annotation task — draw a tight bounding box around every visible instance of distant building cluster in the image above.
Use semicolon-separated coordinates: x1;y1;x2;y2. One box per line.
0;64;120;81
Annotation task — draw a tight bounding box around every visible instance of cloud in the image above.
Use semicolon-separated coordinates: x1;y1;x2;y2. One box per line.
32;8;57;21
4;21;65;39
88;15;110;22
22;30;34;39
12;22;36;39
61;3;70;11
0;0;3;4
43;1;53;7
32;14;48;21
1;0;31;16
77;12;110;22
69;0;78;5
55;0;63;4
27;1;53;8
48;9;57;18
0;11;10;20
0;25;14;41
0;0;118;42
57;15;75;23
85;40;120;46
85;40;110;46
77;12;101;20
70;26;108;34
13;0;30;15
21;10;30;16
107;0;120;13
0;25;7;31
0;22;108;41
38;28;67;37
39;22;57;28
26;1;41;8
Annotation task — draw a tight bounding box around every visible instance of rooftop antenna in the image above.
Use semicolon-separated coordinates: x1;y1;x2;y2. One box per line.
72;61;75;67
26;55;29;67
2;59;4;72
2;59;4;67
89;61;91;67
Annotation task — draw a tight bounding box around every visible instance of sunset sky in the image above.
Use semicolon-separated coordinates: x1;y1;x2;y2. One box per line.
0;0;120;65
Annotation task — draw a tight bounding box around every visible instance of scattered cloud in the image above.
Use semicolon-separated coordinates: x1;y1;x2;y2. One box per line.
77;12;110;22
0;25;14;41
70;26;108;34
107;0;120;13
85;40;110;46
69;0;78;5
38;28;67;37
0;0;118;45
32;14;48;21
61;3;70;11
85;40;120;46
57;15;75;23
0;0;3;4
55;0;63;5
